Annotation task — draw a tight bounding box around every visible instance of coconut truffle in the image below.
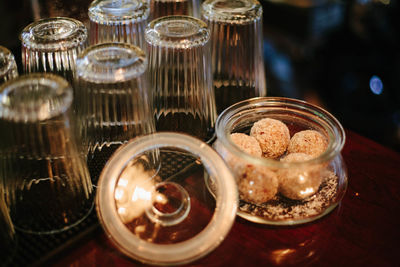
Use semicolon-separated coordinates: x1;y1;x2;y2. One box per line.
230;133;262;157
278;153;323;200
238;165;278;204
288;130;328;158
250;118;290;158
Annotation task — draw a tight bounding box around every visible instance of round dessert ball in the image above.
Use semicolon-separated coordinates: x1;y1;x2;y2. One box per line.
278;152;323;200
230;133;262;157
238;164;278;204
288;130;328;158
250;118;290;158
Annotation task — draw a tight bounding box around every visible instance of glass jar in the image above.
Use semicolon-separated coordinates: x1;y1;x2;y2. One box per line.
213;97;347;225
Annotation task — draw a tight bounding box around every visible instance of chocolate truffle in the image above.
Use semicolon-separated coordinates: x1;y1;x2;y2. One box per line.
230;133;262;157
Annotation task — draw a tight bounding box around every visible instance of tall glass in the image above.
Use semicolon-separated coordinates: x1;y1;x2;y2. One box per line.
149;0;200;21
0;45;18;85
145;15;216;142
74;42;155;157
20;17;88;85
88;0;149;48
0;74;94;234
202;0;266;114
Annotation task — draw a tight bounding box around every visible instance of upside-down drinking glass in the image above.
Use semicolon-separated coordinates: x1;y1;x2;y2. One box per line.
202;0;266;114
20;17;88;85
0;46;18;85
74;42;155;159
149;0;200;21
145;15;216;142
88;0;149;48
0;73;94;234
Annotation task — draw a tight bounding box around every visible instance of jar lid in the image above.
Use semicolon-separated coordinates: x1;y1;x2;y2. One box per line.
89;0;149;25
96;132;238;265
20;17;87;52
202;0;262;24
75;43;147;83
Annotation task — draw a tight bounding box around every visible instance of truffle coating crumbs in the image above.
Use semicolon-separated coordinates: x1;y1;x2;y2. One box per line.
230;133;262;157
288;130;328;157
238;165;278;204
250;118;290;158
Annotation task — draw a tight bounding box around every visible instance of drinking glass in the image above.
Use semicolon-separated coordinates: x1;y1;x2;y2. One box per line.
88;0;149;48
202;0;266;114
0;73;94;234
0;45;18;85
149;0;200;21
74;42;155;157
20;17;88;85
145;15;216;142
0;185;16;264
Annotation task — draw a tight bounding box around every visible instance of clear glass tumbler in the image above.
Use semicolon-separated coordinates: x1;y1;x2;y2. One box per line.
74;42;155;157
0;185;16;264
202;0;266;114
145;15;217;142
88;0;149;48
0;73;94;234
149;0;200;21
0;45;18;85
20;17;88;85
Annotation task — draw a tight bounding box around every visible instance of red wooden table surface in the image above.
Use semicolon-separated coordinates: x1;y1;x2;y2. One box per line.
49;130;400;267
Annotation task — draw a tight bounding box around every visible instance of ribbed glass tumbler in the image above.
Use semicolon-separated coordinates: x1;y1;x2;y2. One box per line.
20;17;88;85
0;185;16;264
74;42;155;156
0;74;93;234
88;0;149;48
149;0;200;21
202;0;266;114
0;46;18;85
145;16;216;142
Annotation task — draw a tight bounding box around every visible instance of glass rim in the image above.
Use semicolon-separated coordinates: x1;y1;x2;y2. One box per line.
145;15;210;49
89;0;149;24
20;17;87;52
215;97;346;169
202;0;262;24
75;42;147;84
0;73;72;122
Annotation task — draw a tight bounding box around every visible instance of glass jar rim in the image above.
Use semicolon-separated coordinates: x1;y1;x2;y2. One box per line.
215;97;346;168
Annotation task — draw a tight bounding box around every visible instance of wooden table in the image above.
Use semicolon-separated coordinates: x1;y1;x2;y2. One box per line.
48;130;400;266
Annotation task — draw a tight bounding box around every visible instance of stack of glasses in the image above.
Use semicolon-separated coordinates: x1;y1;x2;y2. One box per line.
0;0;266;260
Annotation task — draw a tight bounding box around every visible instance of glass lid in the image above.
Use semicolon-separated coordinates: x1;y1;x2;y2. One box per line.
96;132;238;265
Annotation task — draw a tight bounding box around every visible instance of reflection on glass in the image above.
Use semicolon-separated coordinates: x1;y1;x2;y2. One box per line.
0;46;18;85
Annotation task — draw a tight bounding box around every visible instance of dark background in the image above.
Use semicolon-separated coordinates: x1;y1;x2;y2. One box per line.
1;0;399;151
